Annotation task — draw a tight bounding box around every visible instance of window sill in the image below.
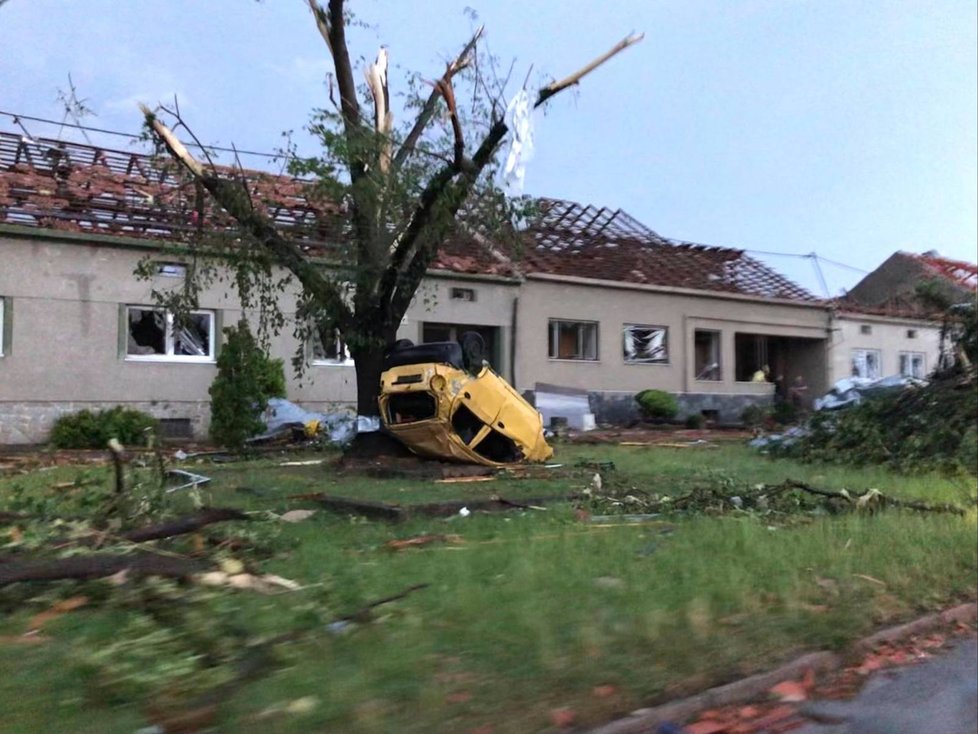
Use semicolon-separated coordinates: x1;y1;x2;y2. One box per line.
311;360;355;368
547;358;601;363
125;356;216;364
624;360;670;366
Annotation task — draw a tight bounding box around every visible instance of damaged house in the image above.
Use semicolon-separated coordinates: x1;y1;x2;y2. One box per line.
0;129;963;442
826;251;976;383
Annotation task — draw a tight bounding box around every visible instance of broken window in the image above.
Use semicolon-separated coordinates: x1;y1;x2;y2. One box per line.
311;327;352;365
734;333;772;382
899;351;926;379
386;392;436;424
126;306;214;362
548;320;598;360
451;403;484;445
473;429;522;463
694;330;721;381
851;349;881;379
623;324;668;364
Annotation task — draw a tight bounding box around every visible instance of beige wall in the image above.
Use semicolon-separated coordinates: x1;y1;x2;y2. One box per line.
0;232;518;442
828;313;942;384
514;275;830;398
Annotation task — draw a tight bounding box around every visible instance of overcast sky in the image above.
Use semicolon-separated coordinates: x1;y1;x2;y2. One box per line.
1;0;975;294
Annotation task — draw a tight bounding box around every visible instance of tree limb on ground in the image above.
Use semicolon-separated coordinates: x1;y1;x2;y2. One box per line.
0;554;208;588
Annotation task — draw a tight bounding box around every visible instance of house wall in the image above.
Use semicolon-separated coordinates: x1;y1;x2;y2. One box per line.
0;232;518;444
514;276;829;423
827;312;942;384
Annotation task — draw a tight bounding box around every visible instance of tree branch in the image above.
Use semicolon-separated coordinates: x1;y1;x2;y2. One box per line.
536;32;644;107
365;47;393;174
383;33;643;319
140;105;354;331
324;0;361;132
305;0;333;54
393;25;484;168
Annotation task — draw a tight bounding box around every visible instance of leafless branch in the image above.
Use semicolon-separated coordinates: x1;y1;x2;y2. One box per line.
536;32;644;106
393;24;484;168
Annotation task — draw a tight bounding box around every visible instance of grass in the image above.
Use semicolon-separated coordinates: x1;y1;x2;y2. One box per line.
0;440;975;733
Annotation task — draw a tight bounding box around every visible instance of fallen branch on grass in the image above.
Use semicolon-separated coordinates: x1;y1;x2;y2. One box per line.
767;480;967;515
122;507;250;542
0;554;207;588
332;582;430;624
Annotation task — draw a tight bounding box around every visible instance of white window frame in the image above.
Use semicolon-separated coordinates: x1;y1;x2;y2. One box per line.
125;306;216;363
899;351;926;379
548;319;599;361
623;324;669;365
310;327;354;367
851;348;882;379
0;297;5;358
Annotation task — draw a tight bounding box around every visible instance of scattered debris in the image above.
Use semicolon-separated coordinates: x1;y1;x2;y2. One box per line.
164;468;212;493
278;509;317;523
385;534;464;551
434;475;496;484
279;459;326;467
295;492;578;521
197;571;302;594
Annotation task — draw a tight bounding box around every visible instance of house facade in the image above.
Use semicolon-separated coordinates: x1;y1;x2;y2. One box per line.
1;130;967;443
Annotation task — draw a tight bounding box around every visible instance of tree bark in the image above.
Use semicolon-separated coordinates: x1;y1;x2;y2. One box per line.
0;554;207;588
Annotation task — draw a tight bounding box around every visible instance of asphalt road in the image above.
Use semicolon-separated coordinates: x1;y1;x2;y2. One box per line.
795;638;978;734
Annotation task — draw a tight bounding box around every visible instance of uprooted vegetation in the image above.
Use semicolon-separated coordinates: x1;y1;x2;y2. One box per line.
0;441;974;733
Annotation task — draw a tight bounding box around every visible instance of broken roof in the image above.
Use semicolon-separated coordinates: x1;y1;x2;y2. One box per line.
1;129;814;299
519;198;817;301
0;130;515;277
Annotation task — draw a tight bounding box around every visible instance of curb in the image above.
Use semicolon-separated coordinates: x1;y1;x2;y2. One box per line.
588;602;977;734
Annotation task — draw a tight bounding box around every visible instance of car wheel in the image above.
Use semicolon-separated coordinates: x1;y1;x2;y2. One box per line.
460;331;486;373
391;339;414;352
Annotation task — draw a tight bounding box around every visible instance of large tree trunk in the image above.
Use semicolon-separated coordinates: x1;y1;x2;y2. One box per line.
346;339;414;458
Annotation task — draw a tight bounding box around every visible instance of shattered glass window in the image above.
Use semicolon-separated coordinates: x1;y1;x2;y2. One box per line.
850;349;881;379
548;320;598;360
899;351;926;379
623;324;668;364
126;306;214;362
311;327;352;365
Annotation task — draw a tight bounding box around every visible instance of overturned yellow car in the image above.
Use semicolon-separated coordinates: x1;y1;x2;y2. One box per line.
379;336;553;466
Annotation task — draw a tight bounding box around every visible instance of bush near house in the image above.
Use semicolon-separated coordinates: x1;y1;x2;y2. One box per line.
635;389;679;422
49;406;158;449
209;320;287;448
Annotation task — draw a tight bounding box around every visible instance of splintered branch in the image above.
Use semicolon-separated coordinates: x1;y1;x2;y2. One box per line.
382;31;643;318
365;47;393;173
536;32;645;107
305;0;333;54
431;75;465;168
394;25;484;168
139;106;355;330
0;555;207;588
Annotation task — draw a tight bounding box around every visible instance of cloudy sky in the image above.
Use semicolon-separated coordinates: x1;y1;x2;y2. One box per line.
1;0;975;294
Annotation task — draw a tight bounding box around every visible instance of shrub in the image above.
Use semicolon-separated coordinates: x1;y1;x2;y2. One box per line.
209;320;287;448
50;406;158;449
635;389;679;422
740;404;768;428
684;413;705;429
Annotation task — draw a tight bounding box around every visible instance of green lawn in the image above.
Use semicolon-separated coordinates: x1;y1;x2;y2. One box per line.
1;441;975;733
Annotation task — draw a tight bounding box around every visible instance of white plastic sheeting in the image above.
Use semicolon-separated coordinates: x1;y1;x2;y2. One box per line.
813;375;925;411
534;385;595;431
502;89;534;193
254;398;380;445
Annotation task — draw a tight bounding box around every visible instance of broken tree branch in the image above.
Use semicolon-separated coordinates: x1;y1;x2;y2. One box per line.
393;25;484;168
123;507;250;543
536;32;645;107
382;32;643;317
0;554;207;588
305;0;333;55
365;47;393;173
139;106;355;331
332;582;430;623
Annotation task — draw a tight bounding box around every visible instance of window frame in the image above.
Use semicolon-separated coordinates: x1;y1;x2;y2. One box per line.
693;328;722;381
622;323;669;365
310;327;354;367
850;348;882;380
124;305;217;363
548;319;599;362
898;351;926;379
